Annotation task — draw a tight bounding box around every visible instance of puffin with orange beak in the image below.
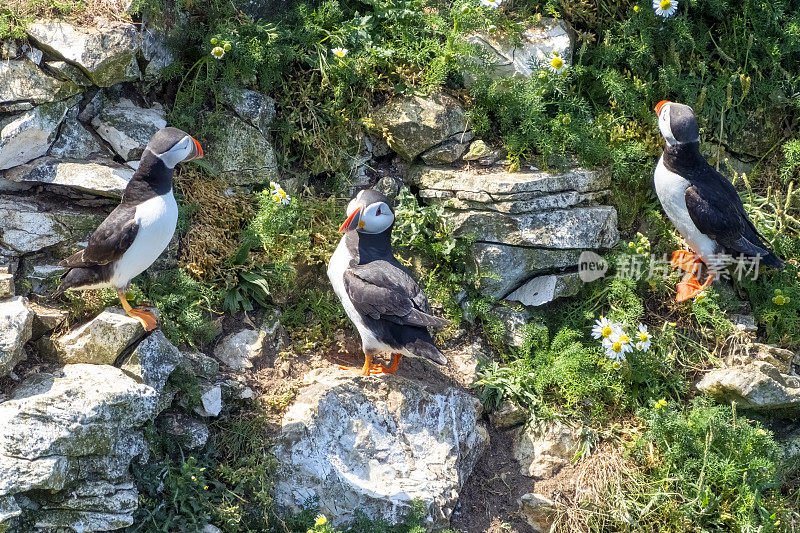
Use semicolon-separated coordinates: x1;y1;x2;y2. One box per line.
55;127;203;330
327;189;449;375
653;100;783;301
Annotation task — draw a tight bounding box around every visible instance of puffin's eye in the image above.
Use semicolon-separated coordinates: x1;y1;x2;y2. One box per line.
376;206;382;216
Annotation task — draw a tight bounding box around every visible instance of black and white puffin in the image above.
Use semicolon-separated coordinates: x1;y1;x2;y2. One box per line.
327;189;448;375
653;100;783;301
54;127;203;330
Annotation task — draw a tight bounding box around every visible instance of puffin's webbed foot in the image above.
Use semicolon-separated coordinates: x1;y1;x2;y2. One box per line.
676;272;715;302
116;288;158;331
339;353;402;375
671;250;700;272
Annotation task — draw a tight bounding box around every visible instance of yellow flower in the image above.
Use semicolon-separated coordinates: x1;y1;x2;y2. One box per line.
211;46;225;59
549;55;565;73
655;399;668;409
332;47;348;58
633;5;640;11
315;515;328;526
223;43;232;52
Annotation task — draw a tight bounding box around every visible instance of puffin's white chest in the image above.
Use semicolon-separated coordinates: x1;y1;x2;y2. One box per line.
110;192;178;287
654;156;718;260
327;237;387;352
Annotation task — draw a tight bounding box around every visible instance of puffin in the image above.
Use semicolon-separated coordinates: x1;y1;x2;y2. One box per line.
653;100;783;301
327;189;449;375
54;127;203;330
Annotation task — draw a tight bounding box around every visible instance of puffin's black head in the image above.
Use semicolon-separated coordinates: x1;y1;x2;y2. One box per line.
145;127;204;169
655;101;700;146
339;189;395;234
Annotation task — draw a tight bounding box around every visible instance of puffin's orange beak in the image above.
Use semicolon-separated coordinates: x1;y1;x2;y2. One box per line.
339;206;362;233
655;100;670;115
187;136;204;160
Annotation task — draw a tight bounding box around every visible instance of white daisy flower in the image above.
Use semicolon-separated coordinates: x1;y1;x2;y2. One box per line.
211;46;225;59
653;0;678;18
270;182;291;205
332;47;349;58
605;332;633;362
591;317;615;340
479;0;502;9
549;53;566;73
635;323;652;351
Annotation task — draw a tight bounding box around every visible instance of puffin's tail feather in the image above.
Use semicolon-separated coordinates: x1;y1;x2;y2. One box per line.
54;266;107;297
400;328;447;365
761;252;784;270
729;237;785;270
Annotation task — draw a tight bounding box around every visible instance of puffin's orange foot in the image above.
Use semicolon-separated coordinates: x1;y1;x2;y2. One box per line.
128;307;158;331
339;353;402;375
676;275;703;302
671;250;700;272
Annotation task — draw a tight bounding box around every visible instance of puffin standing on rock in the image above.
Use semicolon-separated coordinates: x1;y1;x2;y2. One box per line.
653;100;783;301
54;127;203;331
327;189;449;375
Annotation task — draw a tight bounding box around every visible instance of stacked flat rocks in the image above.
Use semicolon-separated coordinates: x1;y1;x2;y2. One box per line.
407;165;618;305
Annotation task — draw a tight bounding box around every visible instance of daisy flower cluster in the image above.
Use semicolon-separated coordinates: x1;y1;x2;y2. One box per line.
591;317;652;363
270;182;291;205
210;38;232;60
331;47;348;59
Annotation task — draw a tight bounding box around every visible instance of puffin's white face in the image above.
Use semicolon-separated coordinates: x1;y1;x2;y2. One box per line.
340;191;395;234
657;102;678;146
656;100;700;147
156;135;203;168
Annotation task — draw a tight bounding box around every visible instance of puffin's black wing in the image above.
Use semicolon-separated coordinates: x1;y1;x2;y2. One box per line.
344;260;449;327
60;205;139;268
685;177;783;268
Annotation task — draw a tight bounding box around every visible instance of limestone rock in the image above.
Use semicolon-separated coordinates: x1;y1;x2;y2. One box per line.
181;351;220;380
204;113;278;186
49;104;112;160
489;305;534;348
0;99;72;170
519;493;559;533
91;98;167;161
157;412;210;450
408;166;610;199
195;383;223;418
724;342;799;374
448;207;618;249
420;132;474;165
5;156;133;197
489;400;528;429
369;92;468;161
464;18;573;85
53;308;145;365
472;243;581;299
514;421;580;479
0;297;34;379
214;328;266;371
27;21;142;87
506;272;582;307
0;273;13;299
0;196;101;257
120;330;182;393
28;301;68;340
0;364;163;530
140;15;175;79
273;368;488;527
222;88;276;136
0;60;80;108
697;361;800;415
45;60;93;87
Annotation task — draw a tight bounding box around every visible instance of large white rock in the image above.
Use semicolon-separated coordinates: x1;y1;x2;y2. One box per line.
0;364;163;531
53;308;145;365
120;330;182;393
5;156;134;197
697;361;800;415
0;99;72;170
0;60;80;108
0;196;101;257
464;18;573;85
91;98;166;161
27;20;142;87
222;87;276;136
0;296;34;378
273;368;488;527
